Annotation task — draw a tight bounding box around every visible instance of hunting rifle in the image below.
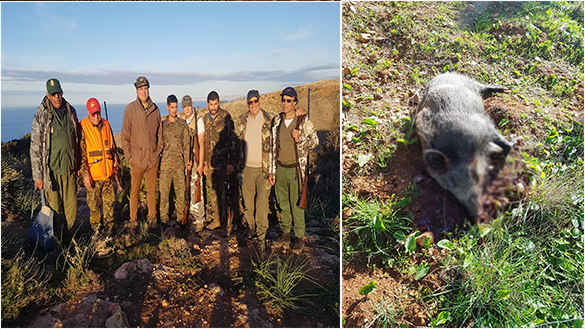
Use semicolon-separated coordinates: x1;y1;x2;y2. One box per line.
103;101;123;194
297;88;310;209
182;113;202;227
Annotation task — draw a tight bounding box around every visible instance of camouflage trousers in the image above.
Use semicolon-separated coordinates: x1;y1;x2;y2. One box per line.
189;167;205;225
206;167;226;226
87;178;115;231
159;163;185;223
275;165;305;238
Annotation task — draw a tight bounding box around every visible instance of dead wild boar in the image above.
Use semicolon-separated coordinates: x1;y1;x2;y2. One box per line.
415;72;514;218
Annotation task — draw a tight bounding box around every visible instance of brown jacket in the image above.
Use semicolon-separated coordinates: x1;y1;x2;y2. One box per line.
121;98;163;169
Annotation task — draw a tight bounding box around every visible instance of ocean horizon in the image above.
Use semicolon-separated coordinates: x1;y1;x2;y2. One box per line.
1;100;208;143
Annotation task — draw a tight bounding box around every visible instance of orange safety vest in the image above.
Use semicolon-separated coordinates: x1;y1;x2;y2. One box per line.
80;117;114;181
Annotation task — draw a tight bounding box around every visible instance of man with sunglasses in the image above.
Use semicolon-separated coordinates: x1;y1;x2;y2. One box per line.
269;87;318;254
31;78;82;242
79;98;119;236
235;90;274;252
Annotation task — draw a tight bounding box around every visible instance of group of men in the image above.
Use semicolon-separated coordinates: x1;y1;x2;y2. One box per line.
30;76;318;253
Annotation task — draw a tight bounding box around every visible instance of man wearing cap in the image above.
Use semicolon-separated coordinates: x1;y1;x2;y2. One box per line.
234;90;274;251
30;79;82;241
121;76;163;233
159;94;191;227
80;98;119;235
182;95;206;231
202;91;238;231
269;86;319;254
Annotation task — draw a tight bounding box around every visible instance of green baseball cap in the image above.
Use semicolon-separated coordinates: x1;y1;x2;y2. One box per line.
182;95;193;108
46;78;63;95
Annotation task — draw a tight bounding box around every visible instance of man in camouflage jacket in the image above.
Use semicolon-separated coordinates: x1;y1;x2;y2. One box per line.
159;95;191;226
235;90;273;251
203;91;237;230
269;87;319;254
30;78;81;241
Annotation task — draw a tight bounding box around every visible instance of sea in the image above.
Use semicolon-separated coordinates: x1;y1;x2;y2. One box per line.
1;100;208;143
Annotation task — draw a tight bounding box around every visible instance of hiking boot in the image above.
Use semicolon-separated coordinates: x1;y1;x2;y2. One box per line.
194;222;205;233
125;221;138;234
257;239;266;254
206;219;221;230
147;219;158;231
292;238;305;254
273;232;291;247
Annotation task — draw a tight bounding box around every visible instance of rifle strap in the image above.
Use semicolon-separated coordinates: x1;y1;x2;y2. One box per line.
292;114;305;192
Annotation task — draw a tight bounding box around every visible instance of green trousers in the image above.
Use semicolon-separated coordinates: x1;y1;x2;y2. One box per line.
275;165;305;238
242;166;270;240
44;171;78;237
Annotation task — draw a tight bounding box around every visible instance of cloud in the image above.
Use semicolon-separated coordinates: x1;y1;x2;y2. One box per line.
1;64;340;86
287;27;312;42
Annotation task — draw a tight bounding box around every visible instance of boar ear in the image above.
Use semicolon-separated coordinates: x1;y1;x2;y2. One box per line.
492;135;514;157
479;85;506;99
424;150;448;172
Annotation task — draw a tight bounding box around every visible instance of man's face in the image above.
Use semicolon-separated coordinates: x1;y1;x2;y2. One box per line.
208;99;220;117
281;95;296;114
167;102;178;118
46;92;63;109
183;105;194;119
247;97;260;117
137;86;149;103
88;111;101;126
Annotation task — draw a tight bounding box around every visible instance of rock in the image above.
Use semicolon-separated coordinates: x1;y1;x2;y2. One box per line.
360;33;371;43
305;233;320;244
153;264;180;278
106;310;130;328
114;262;137;280
343;67;351;75
416;231;435;247
208;283;225;297
466;4;475;11
30;314;62;328
136;259;153;273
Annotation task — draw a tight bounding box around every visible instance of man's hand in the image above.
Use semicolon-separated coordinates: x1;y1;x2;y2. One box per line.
187;160;193;171
226;164;235;176
295;107;306;116
291;129;300;143
204;165;209;176
114;155;119;168
268;173;275;186
83;176;94;189
197;164;204;177
35;180;43;190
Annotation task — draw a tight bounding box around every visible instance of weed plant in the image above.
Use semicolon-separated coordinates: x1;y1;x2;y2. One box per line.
252;253;317;313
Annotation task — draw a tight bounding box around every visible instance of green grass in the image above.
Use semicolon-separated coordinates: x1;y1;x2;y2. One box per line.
252;253;318;313
343;194;412;265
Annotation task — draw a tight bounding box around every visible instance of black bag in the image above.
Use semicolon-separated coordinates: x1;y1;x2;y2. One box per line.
29;191;56;250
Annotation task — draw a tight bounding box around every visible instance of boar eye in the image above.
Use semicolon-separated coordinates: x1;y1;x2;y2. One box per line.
424;150;448;172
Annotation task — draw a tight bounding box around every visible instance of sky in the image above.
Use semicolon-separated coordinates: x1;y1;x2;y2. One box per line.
1;2;340;107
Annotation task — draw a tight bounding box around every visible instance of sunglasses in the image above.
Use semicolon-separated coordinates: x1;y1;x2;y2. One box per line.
247;99;259;106
281;99;295;104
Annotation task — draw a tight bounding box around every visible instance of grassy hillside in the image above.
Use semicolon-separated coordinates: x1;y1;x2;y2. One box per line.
342;1;583;327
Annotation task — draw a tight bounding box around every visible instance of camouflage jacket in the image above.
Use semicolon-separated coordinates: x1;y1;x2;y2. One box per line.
269;113;319;182
203;108;237;169
161;117;190;168
30;96;81;192
235;109;274;178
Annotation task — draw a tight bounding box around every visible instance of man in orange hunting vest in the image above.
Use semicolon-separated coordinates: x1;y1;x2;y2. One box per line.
80;98;119;235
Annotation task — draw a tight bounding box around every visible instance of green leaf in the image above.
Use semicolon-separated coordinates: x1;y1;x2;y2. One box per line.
343;84;353;91
437;239;454;250
499;118;509;127
573;319;584;328
373;214;386;231
434;311;451;326
423;236;431;249
363;117;379;126
405;234;417;253
393;231;406;243
358;281;377;296
414;263;430;280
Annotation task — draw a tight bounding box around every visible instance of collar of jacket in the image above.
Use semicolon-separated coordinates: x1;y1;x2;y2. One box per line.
138;97;155;113
43;95;72;116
